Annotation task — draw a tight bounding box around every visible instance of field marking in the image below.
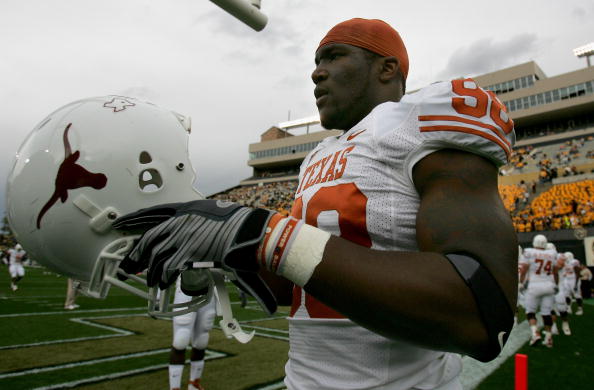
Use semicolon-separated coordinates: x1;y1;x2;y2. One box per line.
2;309;289;350
0;348;170;379
0;307;146;318
460;320;531;390
26;350;227;390
0;313;147;350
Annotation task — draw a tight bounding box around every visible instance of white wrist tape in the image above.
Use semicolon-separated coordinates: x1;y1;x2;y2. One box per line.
261;217;331;286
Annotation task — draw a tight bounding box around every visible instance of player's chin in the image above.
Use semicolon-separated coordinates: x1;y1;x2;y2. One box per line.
319;109;341;130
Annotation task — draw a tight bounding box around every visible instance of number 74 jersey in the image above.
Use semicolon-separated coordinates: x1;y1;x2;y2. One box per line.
290;78;515;320
520;248;558;284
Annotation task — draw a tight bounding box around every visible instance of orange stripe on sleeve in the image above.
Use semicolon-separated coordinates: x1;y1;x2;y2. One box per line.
420;125;511;159
419;115;511;149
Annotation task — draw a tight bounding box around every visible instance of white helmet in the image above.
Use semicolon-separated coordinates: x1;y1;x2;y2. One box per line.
15;243;22;251
6;96;204;310
532;234;547;249
564;252;574;261
545;242;556;251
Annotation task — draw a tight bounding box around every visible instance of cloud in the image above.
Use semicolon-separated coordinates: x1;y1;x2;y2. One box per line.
437;33;540;80
571;4;594;22
118;86;160;102
195;4;311;63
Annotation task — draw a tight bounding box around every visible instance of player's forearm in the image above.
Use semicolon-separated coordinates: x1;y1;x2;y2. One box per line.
303;236;490;357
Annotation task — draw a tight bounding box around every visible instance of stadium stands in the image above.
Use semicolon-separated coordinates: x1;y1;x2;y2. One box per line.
210;180;297;216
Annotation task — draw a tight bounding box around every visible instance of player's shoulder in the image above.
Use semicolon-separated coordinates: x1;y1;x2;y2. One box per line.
571;259;581;267
523;247;540;256
410;79;515;167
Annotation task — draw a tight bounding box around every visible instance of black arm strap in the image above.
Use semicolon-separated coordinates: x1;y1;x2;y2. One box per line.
445;253;514;362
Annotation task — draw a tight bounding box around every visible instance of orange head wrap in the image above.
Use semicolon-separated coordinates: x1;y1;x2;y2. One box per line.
317;18;409;79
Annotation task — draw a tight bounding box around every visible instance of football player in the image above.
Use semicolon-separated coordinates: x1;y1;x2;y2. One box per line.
115;18;518;389
516;245;526;325
8;243;26;291
169;278;216;390
519;234;559;347
562;252;584;315
547;243;571;336
64;278;81;310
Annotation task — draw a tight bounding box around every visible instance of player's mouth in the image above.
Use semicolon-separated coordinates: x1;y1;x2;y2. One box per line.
314;87;328;107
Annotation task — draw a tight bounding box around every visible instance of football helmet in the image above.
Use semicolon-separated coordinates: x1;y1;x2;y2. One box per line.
532;234;547;249
564;252;574;261
7;96;210;316
545;243;556;251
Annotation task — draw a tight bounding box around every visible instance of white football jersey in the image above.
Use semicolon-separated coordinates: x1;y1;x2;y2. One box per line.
8;248;25;265
286;80;514;389
520;248;557;284
563;258;580;279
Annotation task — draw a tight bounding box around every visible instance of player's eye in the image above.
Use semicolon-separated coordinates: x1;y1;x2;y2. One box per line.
329;52;341;61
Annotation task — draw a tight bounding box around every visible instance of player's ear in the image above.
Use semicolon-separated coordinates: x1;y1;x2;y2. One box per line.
379;56;399;83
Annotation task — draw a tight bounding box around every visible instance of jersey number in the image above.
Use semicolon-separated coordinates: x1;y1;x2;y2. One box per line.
451;79;513;135
535;259;552;275
290;183;370;318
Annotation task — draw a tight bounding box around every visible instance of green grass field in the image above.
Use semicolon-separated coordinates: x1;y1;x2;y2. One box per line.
1;266;592;389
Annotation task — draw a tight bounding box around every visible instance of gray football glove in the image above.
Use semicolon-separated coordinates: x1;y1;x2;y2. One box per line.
113;199;278;314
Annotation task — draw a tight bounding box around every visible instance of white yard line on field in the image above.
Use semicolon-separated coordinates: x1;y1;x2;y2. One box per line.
0;307;146;318
0;313;147;350
24;350;227;390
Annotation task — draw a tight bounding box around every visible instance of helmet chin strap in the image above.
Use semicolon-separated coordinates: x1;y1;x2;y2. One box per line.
87;236;255;343
210;269;255;343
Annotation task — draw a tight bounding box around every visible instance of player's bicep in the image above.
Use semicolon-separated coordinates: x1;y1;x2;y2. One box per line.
412;148;518;305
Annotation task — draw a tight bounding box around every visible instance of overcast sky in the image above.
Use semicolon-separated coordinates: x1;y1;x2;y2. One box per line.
1;0;593;218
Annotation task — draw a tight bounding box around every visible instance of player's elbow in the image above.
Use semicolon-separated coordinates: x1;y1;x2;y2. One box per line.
463;301;514;362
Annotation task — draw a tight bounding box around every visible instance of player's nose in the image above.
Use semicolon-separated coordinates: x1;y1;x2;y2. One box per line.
311;65;328;85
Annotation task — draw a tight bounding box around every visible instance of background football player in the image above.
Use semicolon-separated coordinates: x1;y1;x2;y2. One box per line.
547;243;571;336
168;277;216;390
7;243;26;291
519;234;559;347
562;251;584;316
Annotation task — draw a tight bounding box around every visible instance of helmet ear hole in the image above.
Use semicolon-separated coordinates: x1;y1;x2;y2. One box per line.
139;151;152;164
139;168;163;193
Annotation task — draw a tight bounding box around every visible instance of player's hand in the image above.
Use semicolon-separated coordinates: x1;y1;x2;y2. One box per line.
113;199;279;314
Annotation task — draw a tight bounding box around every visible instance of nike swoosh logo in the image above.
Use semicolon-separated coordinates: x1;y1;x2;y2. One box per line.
346;129;367;141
